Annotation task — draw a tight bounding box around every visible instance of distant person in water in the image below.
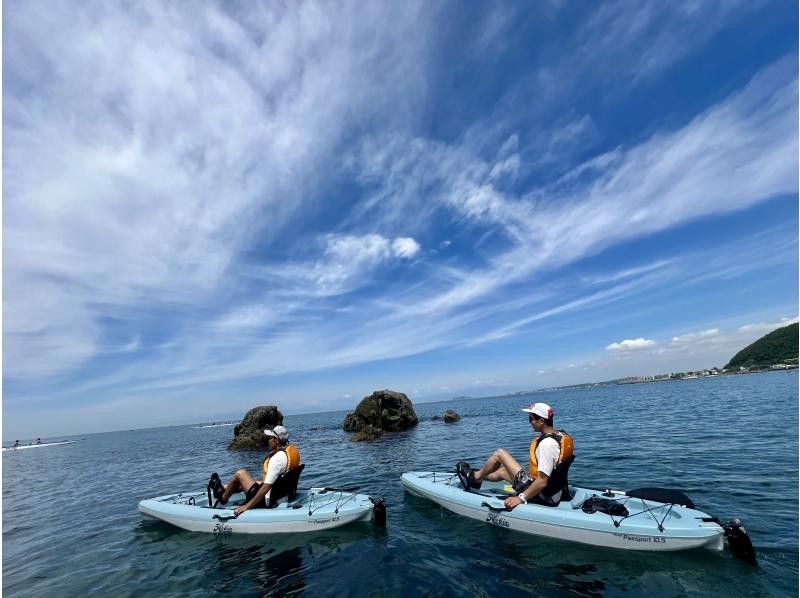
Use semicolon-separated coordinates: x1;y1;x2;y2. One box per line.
211;425;301;516
13;440;20;448
456;402;574;509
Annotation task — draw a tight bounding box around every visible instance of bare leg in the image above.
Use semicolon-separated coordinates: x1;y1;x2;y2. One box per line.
473;449;523;484
222;468;258;503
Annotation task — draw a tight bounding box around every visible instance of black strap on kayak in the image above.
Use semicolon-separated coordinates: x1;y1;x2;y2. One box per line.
212;513;237;522
317;486;360;493
481;501;511;512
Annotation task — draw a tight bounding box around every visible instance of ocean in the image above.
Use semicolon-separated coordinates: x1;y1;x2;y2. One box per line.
3;370;798;596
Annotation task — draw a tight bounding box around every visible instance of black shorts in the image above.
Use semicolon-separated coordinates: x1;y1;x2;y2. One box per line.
512;469;533;494
513;470;559;506
244;482;268;509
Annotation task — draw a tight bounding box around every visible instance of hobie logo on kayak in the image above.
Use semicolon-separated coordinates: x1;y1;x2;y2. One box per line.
213;523;233;534
486;513;510;528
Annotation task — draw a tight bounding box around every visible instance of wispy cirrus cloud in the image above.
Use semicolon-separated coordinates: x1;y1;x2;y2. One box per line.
4;1;434;378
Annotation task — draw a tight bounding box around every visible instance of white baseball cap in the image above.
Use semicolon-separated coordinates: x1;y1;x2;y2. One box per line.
521;402;553;419
264;425;289;441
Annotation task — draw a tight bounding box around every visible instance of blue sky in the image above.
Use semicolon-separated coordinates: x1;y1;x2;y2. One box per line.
3;1;798;438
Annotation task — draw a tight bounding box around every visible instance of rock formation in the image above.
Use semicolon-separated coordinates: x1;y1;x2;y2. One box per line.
343;389;418;440
443;409;461;423
228;406;284;450
350;424;385;442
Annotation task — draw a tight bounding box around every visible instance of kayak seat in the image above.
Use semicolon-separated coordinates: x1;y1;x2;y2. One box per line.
267;463;305;508
626;487;695;509
541;453;575;505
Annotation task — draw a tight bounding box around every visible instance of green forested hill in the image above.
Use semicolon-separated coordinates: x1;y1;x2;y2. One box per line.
724;323;799;370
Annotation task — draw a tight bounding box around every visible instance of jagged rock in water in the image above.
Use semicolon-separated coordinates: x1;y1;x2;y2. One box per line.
350;425;385;442
228;406;284;450
443;409;461;423
343;389;418;440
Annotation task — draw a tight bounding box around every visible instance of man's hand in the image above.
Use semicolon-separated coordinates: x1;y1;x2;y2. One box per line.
504;496;523;510
234;504;249;517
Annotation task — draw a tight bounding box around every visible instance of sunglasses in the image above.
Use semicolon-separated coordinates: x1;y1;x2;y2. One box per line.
528;414;541;423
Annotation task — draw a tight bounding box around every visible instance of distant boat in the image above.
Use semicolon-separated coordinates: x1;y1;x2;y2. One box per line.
2;440;79;452
683;375;699;379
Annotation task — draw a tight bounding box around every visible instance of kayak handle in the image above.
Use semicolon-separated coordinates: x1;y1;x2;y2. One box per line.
481;501;511;513
317;486;360;494
213;513;237;522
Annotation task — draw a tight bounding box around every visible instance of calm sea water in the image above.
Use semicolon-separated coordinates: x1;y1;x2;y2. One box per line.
3;371;798;596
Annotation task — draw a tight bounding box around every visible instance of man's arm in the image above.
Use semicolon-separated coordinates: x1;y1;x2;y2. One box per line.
234;482;273;516
504;471;549;510
235;451;287;516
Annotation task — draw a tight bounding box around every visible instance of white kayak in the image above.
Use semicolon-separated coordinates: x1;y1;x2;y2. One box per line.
139;487;384;534
402;471;755;562
2;440;79;452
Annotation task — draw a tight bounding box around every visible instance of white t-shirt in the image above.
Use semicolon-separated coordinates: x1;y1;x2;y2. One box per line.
535;437;561;478
263;451;289;485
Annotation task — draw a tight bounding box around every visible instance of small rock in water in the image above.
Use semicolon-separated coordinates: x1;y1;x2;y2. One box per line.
443;409;461;423
350;425;385;442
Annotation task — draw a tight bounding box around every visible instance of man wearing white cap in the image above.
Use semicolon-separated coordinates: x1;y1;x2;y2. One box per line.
456;402;574;509
212;425;302;516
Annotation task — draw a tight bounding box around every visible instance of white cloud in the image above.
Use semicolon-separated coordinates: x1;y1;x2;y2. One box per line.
606;338;656;351
391;237;421;258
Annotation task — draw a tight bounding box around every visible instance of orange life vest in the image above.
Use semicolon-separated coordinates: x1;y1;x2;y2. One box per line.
262;444;301;480
529;430;574;478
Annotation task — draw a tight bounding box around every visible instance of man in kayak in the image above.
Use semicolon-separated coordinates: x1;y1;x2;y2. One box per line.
212;425;301;516
457;402;574;510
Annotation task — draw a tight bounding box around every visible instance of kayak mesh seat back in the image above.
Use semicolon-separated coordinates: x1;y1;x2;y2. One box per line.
267;463;305;508
626;487;695;509
543;454;575;502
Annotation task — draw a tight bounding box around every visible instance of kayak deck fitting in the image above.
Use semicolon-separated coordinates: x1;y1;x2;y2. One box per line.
401;471;755;563
139;487;385;534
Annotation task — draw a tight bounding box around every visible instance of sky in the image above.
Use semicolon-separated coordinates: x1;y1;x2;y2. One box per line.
3;1;798;438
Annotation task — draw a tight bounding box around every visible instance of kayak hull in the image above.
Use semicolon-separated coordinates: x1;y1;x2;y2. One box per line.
402;471;724;553
139;488;376;534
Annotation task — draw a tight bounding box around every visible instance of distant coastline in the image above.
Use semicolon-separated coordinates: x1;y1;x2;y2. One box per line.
531;363;798;393
445;364;798;401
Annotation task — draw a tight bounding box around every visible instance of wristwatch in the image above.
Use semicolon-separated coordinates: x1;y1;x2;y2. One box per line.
518;493;527;504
